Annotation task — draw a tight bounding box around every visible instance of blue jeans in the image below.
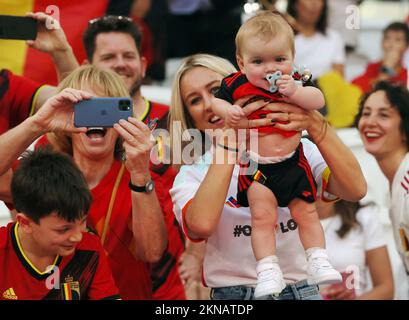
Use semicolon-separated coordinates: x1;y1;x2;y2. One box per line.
210;280;323;300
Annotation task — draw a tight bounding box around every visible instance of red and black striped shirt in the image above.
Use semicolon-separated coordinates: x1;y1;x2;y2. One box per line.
215;71;299;137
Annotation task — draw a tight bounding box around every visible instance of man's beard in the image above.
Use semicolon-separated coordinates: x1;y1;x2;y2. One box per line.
130;76;143;97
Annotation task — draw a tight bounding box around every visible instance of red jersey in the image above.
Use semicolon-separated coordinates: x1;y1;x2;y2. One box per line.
0;69;43;134
87;160;153;300
31;100;186;300
0;223;119;300
89;158;185;300
215;71;298;137
149;162;186;300
352;61;408;93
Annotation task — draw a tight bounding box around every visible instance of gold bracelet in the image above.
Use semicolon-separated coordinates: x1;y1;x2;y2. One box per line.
314;118;329;145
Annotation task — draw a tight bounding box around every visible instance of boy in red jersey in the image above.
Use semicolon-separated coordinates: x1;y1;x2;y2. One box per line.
0;148;119;300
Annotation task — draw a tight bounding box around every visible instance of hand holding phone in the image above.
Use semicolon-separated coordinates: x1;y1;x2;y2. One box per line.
74;97;133;128
32;88;91;134
0;15;37;40
24;12;72;54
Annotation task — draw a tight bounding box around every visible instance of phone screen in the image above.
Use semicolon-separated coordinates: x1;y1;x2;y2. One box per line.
0;15;37;40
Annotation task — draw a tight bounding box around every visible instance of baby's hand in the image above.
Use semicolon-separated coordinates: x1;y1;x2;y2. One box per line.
276;75;298;97
226;104;245;127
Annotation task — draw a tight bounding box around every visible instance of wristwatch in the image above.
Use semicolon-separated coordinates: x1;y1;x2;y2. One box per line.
128;179;155;194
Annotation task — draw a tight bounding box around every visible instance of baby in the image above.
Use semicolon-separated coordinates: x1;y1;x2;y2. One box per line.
212;11;342;298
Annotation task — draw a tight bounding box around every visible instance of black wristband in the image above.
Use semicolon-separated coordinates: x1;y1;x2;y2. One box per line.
128;179;155;193
217;143;239;152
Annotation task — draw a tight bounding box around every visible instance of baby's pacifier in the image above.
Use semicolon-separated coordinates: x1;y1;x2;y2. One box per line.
265;71;282;93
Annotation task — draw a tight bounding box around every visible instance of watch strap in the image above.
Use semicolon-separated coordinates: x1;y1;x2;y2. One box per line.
128;180;147;192
128;179;155;193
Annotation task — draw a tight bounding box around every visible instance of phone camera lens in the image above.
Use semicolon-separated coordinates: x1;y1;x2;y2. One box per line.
119;100;131;111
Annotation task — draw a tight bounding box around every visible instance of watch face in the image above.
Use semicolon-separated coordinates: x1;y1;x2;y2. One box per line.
146;180;155;193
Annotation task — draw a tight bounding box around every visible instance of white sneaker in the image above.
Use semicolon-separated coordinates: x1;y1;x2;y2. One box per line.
306;249;342;285
254;263;286;298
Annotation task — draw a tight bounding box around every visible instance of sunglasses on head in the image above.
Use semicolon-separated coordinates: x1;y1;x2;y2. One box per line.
88;15;132;26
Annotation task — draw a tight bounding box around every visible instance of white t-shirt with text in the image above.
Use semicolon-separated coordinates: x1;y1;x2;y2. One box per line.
390;152;409;280
170;139;335;288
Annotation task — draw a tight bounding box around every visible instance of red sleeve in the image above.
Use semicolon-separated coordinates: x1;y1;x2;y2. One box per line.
352;62;408;93
215;76;234;104
151;167;182;237
0;70;42;133
85;235;120;300
394;69;408;87
351;62;380;93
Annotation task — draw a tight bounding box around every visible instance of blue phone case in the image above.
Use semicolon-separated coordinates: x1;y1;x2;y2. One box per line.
74;97;133;127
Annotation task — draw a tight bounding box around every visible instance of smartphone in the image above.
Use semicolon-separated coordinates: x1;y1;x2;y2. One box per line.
0;15;37;40
74;97;133;128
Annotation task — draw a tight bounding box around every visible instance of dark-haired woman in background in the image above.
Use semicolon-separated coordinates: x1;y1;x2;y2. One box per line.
356;81;409;292
287;0;345;78
317;199;394;299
